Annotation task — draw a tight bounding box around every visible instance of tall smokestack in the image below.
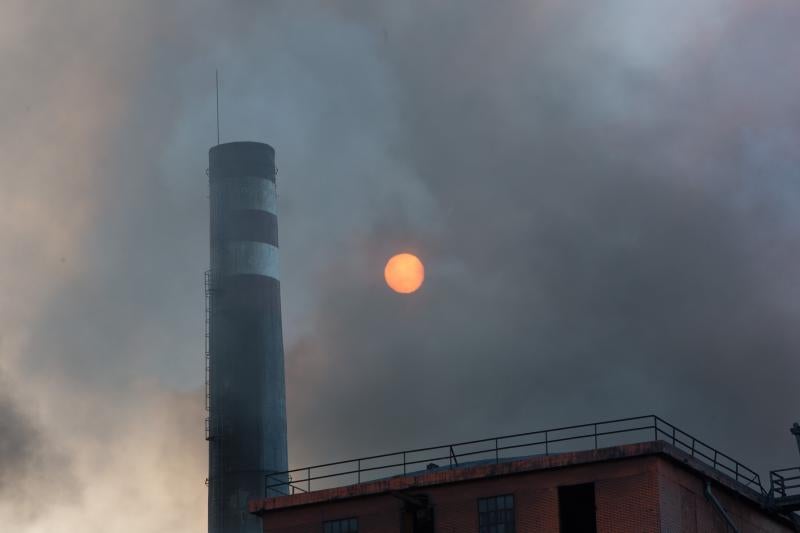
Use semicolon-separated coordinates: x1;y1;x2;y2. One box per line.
206;141;288;533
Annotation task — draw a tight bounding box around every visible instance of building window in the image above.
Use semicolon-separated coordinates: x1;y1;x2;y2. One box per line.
323;518;358;533
478;494;515;533
558;483;596;533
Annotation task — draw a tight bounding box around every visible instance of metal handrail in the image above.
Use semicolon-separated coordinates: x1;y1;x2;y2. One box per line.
266;415;764;496
770;467;800;499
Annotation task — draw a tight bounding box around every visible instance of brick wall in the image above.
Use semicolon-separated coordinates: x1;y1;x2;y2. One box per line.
596;471;660;532
658;460;793;533
260;494;403;533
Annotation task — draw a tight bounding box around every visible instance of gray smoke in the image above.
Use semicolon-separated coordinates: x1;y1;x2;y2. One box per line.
0;372;75;521
2;1;800;531
282;1;800;475
0;381;41;497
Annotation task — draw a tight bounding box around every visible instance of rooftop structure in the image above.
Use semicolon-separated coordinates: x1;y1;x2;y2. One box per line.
251;416;800;533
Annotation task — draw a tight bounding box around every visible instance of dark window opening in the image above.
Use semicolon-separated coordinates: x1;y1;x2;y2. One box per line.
412;505;434;533
478;494;515;533
558;483;597;533
401;495;434;533
323;518;358;533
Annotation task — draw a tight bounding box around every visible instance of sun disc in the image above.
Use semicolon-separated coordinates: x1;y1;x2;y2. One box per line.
384;253;425;294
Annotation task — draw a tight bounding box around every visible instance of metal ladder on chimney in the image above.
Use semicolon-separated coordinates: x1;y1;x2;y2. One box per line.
204;269;214;439
205;268;225;531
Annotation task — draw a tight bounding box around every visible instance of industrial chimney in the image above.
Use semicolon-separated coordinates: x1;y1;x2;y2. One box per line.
206;141;288;533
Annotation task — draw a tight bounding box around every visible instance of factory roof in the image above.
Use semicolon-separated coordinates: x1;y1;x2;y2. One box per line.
249;415;787;516
250;439;769;515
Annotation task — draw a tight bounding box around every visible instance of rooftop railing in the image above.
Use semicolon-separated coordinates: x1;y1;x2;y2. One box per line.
266;415;764;497
770;467;800;499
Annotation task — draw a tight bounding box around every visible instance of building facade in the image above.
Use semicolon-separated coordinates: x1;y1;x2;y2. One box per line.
251;441;797;533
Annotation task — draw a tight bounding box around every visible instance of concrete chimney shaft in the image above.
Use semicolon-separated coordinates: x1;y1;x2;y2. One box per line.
207;142;288;533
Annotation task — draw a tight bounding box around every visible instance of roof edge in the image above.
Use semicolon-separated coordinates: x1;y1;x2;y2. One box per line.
251;441;757;515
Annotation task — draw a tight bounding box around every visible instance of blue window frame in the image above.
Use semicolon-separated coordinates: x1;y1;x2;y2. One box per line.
323;517;358;533
478;494;515;533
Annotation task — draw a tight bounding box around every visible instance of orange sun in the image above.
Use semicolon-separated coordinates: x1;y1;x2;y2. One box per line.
384;253;425;294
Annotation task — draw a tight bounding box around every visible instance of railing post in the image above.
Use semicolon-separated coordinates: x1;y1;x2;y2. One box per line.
545;431;549;455
713;450;718;470
594;424;598;449
403;452;406;475
672;426;675;446
307;467;311;493
495;439;499;464
358;459;361;484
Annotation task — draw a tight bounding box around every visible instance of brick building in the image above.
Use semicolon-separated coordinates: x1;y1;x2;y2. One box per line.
249;417;800;532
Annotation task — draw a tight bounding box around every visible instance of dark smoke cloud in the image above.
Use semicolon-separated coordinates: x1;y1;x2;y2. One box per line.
0;372;75;520
0;381;41;496
2;1;800;530
282;0;800;474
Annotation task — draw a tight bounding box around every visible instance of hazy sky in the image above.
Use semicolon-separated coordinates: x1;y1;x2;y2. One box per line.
2;1;800;531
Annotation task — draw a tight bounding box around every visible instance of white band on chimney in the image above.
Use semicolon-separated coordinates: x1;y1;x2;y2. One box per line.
224;176;277;215
223;241;280;280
